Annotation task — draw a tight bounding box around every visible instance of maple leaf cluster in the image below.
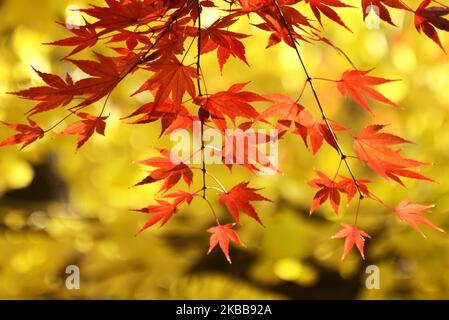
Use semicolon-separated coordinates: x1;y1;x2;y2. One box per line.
1;0;447;263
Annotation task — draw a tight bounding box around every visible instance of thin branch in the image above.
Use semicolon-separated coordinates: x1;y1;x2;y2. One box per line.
196;1;203;97
271;0;364;201
98;91;112;117
44;105;84;133
196;0;207;201
181;35;198;63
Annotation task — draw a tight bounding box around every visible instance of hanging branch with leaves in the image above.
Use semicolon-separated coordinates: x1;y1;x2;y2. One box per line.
1;0;448;262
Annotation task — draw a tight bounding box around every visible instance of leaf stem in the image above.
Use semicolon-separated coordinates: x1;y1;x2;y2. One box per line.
313;77;337;82
191;167;227;193
44;106;84;133
206;185;224;193
354;196;362;225
205;171;227;193
202;196;221;226
332;158;343;181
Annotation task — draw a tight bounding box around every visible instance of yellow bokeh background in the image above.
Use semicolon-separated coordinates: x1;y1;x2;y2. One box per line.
0;0;448;299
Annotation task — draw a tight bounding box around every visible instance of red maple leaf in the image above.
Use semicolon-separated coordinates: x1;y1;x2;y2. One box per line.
108;29;153;51
308;171;344;215
80;0;163;32
254;2;315;47
254;12;306;48
305;0;353;31
135;200;179;233
331;223;371;259
308;172;373;215
0;119;44;149
236;0;269;13
195;82;267;131
279;3;315;30
199;16;249;72
138;55;197;108
10;68;75;116
258;94;345;155
293;109;346;155
164;190;196;206
258;94;304;124
393;200;444;237
58;112;108;150
135;149;193;193
337;176;372;203
219;182;270;225
258;93;315;138
337;69;399;113
353;124;431;184
149;16;195;56
207;223;246;263
68;52;128;106
123;95;195;136
47;20;98;57
382;165;434;186
414;0;449;52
